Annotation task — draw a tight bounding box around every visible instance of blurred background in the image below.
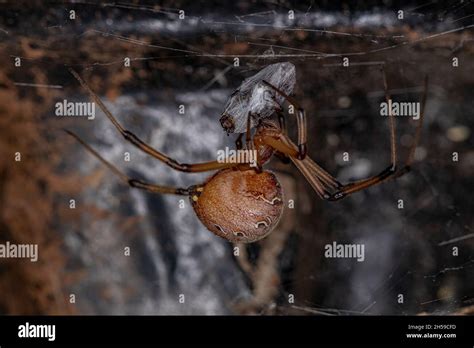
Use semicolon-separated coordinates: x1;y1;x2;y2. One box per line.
0;0;473;315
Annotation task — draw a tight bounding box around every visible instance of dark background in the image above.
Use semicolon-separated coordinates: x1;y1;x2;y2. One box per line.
0;0;473;315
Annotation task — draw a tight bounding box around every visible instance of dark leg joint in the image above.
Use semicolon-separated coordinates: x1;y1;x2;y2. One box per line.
128;179;143;188
328;192;346;201
297;144;307;160
393;165;411;179
176;187;190;195
322;191;331;200
278;113;286;134
179;163;190;172
235;134;243;150
123;130;138;142
380;164;397;179
167;158;190;172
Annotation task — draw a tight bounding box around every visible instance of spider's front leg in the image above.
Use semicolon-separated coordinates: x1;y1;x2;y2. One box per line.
262;80;307;160
245;112;264;173
259;132;340;199
261;72;428;202
69;68;237;174
273;111;292;164
235;133;244;150
327;75;428;200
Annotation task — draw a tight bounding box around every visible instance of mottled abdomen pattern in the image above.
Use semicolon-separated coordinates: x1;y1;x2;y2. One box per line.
190;169;284;243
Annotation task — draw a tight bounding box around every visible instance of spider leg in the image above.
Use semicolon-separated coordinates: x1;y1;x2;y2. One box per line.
382;66;398;168
262;80;307;160
392;75;429;178
324;73;428;201
235;133;244;150
277;111;287;135
69;68;236;173
245;113;262;172
275;111;290;164
261;73;428;201
245;112;253;148
65;130;192;195
260;133;340;198
259;132;337;188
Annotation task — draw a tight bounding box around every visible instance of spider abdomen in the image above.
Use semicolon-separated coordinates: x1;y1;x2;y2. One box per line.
190;169;284;243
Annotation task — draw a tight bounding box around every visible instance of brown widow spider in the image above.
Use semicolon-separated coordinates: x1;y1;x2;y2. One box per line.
66;63;427;243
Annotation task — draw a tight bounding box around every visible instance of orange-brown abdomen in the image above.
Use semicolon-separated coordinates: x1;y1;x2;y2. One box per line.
190;169;284;243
